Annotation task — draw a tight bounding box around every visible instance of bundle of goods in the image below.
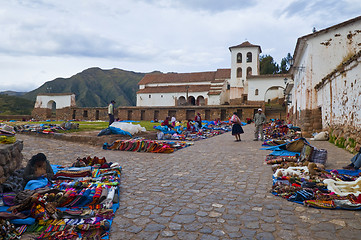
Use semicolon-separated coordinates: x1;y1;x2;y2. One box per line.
263;138;361;210
0;156;122;239
103;139;193;153
0;124;16;144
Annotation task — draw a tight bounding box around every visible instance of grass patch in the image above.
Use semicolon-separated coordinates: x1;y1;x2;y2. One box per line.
6;120;167;132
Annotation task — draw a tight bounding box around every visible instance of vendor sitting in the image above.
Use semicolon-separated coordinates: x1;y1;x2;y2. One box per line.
23;153;54;186
161;116;173;129
342;145;361;170
187;119;195;132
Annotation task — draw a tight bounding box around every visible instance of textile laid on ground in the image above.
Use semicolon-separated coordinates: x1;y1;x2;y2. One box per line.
0;157;122;239
13;122;78;135
154;121;232;141
103;139;193;153
0;124;16;144
262;121;302;143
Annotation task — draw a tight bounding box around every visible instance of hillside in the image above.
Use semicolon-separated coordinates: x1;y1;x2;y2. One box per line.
0;94;34;115
22;67;146;107
0;91;27;96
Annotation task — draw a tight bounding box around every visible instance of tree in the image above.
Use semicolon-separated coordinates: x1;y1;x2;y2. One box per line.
260;55;279;74
279;53;292;74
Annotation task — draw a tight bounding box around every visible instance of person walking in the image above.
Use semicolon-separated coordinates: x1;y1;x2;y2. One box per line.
108;100;116;126
254;108;266;141
230;112;244;141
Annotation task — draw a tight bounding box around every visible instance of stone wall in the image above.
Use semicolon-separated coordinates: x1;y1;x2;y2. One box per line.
327;124;361;153
0;115;32;121
32;105;268;122
0;141;23;184
287;108;322;137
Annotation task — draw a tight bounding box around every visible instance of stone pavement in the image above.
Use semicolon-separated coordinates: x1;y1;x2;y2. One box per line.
17;125;361;240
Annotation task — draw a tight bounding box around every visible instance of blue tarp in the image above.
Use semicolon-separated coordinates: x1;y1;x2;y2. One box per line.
109;126;132;137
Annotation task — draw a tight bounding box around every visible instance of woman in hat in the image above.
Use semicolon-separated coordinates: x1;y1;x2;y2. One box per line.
230;112;244;141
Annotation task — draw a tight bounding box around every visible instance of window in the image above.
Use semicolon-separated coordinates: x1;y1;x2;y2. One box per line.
227;84;230;90
237;67;242;78
255;89;259;96
149;95;151;98
247;67;252;76
237;53;242;63
161;95;163;98
247;52;252;62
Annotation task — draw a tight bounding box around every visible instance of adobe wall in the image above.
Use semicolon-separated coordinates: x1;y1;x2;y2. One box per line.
32;105;265;122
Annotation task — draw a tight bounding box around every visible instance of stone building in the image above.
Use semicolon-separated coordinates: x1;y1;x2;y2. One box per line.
286;15;361;142
32;93;76;119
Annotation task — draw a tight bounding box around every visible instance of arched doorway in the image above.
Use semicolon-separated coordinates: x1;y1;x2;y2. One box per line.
188;96;196;105
178;96;186;106
47;100;56;118
264;86;285;104
197;96;205;106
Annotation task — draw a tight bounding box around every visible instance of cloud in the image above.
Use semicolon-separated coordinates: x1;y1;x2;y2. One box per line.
0;0;360;91
137;0;256;12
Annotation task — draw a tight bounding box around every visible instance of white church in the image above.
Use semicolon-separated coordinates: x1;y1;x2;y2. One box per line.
136;41;290;107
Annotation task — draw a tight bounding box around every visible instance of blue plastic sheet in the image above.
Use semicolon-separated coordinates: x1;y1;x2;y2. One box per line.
109;126;132;137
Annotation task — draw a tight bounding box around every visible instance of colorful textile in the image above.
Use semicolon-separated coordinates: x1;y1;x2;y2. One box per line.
103;139;193;153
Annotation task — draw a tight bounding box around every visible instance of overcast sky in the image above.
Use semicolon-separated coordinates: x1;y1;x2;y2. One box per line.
0;0;360;92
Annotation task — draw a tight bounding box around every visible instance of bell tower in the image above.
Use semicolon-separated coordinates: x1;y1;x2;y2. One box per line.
229;41;261;104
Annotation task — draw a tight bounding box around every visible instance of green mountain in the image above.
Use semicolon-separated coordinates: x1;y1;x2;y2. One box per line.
22;67;146;107
0;94;34;115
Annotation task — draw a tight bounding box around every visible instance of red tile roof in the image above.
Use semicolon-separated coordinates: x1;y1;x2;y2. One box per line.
229;41;262;53
138;71;217;85
215;69;231;79
247;74;292;79
137;85;211;94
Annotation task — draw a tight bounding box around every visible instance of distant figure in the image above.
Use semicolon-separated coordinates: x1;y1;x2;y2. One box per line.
23;153;54;186
253;108;266;141
161;116;172;129
194;112;202;129
171;116;176;127
230;112;244;141
108;100;116;126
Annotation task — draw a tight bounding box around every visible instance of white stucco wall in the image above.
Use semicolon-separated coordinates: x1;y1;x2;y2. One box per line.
291;19;361;115
137;92;208;107
317;55;361;128
34;94;76;109
248;77;287;101
208;95;221;105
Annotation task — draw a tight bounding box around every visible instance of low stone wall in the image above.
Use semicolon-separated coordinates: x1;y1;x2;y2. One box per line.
0;115;32;121
0;141;23;184
327;125;361;153
32;105;267;122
